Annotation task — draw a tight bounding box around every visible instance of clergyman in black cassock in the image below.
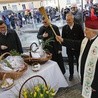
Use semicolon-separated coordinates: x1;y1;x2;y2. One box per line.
37;17;65;74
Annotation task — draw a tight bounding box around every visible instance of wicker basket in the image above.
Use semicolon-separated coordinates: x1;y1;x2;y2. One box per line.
21;42;52;65
0;52;28;80
19;75;48;98
22;52;52;65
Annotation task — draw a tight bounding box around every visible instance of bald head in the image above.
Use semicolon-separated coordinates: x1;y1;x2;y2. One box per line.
71;3;78;13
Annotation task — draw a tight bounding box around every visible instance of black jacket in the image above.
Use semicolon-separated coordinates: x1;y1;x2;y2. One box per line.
0;29;23;55
37;24;62;53
37;24;65;74
62;23;84;54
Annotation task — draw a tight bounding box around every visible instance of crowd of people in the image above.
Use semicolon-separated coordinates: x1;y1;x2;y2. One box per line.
1;10;32;30
0;7;61;31
1;3;94;31
0;2;98;98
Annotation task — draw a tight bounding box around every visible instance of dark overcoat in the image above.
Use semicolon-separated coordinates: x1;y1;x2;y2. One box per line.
0;29;23;55
37;24;65;74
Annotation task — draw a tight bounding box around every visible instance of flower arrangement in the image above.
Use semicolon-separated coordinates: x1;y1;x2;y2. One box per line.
22;83;55;98
10;49;20;56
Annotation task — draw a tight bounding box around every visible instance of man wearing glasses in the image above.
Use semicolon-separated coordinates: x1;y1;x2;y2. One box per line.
71;3;83;27
0;20;23;55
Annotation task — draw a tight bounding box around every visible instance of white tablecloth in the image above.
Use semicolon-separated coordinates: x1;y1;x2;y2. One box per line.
0;60;68;98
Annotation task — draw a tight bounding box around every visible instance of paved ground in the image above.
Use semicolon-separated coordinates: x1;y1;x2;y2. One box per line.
55;83;83;98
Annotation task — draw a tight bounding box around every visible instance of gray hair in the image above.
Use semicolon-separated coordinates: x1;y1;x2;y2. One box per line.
66;12;74;19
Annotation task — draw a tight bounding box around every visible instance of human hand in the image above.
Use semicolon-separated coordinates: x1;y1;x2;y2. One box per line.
1;45;8;50
58;50;62;54
92;88;96;92
56;35;63;43
43;32;48;38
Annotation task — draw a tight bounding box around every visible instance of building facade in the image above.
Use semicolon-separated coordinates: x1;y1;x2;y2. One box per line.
0;0;98;12
0;1;41;12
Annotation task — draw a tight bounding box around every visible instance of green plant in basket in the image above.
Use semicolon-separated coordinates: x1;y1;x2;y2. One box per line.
22;84;56;98
40;37;54;52
10;49;20;56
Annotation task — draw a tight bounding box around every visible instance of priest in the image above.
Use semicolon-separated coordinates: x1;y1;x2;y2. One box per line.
0;20;23;55
79;15;98;98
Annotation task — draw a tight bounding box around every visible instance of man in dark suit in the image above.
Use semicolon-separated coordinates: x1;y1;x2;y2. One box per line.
0;20;23;55
37;17;65;74
56;13;84;81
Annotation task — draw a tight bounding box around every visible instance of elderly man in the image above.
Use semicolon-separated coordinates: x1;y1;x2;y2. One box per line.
78;16;98;98
37;17;65;74
71;3;83;27
56;13;84;81
0;20;23;55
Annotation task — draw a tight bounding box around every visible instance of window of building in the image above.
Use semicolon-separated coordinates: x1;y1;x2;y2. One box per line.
12;5;17;11
66;0;71;4
76;0;80;4
22;4;26;10
3;6;7;10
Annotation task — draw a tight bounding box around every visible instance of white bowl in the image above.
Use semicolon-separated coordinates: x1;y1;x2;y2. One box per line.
32;63;40;72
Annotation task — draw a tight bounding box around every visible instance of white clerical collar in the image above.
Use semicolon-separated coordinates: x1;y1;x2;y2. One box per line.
2;31;7;35
4;31;7;35
69;23;74;30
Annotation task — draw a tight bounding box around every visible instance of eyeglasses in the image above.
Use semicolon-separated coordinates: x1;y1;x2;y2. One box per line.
0;26;6;28
71;7;77;9
0;24;6;29
42;22;47;23
0;27;6;30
